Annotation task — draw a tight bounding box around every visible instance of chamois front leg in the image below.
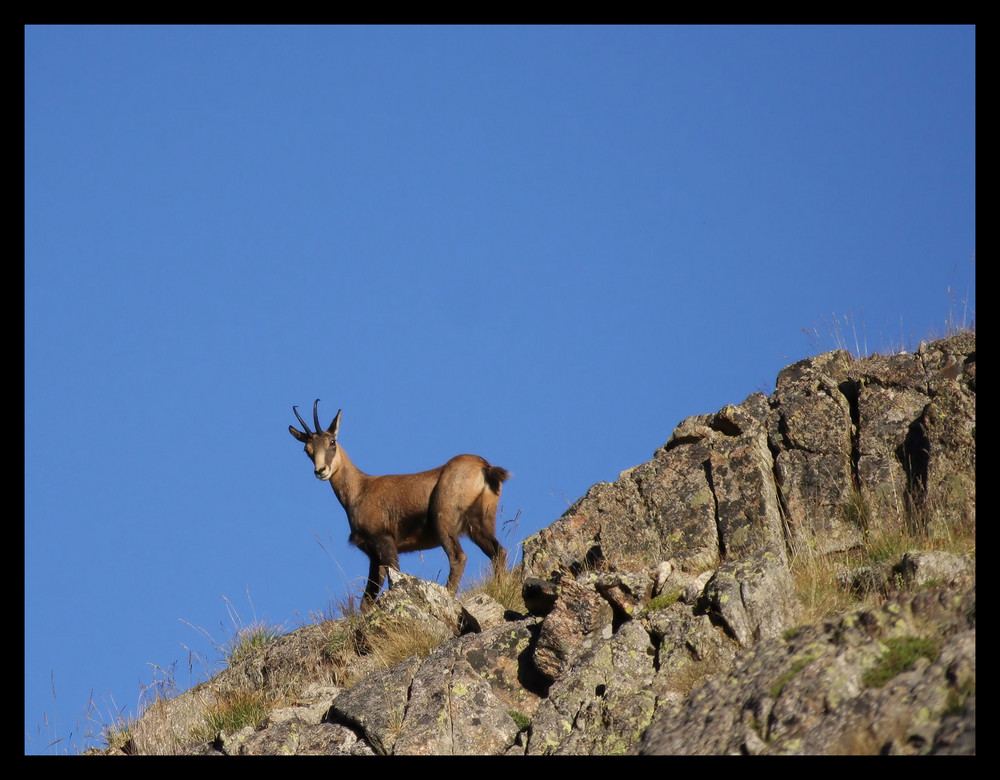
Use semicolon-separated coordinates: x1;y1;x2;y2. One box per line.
359;535;400;612
361;556;382;613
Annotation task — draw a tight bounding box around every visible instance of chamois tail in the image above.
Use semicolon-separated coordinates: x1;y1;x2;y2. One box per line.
484;464;511;495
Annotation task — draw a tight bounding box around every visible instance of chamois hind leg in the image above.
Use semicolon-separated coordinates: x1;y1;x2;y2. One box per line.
468;520;506;575
468;492;507;575
430;472;472;593
441;536;468;593
435;514;467;593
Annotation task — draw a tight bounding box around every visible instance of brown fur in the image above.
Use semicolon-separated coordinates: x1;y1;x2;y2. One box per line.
289;401;509;611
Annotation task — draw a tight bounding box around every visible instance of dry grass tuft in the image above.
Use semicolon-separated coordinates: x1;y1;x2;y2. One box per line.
464;565;527;615
789;485;975;625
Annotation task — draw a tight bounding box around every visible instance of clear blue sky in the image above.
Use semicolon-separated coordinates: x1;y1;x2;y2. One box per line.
25;25;974;754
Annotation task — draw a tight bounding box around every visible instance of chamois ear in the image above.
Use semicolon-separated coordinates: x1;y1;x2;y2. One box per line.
289;425;308;442
329;409;342;440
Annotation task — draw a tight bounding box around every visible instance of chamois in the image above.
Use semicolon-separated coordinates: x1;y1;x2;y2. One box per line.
289;400;510;611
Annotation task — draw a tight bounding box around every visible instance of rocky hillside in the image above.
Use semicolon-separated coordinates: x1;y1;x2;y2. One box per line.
97;332;975;756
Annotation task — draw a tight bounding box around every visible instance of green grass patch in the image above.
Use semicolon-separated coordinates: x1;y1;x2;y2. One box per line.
646;588;684;613
862;636;940;688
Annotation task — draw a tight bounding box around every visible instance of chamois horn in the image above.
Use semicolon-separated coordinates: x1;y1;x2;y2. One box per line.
313;399;323;434
292;405;311;434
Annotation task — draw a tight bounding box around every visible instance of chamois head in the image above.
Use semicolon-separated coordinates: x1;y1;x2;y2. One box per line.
288;399;342;481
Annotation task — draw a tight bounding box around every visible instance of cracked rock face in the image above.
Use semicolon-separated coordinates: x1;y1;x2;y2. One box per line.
522;332;975;578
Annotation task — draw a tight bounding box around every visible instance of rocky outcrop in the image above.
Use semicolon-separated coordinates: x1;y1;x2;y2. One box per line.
523;333;973;564
636;586;976;755
97;333;975;756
